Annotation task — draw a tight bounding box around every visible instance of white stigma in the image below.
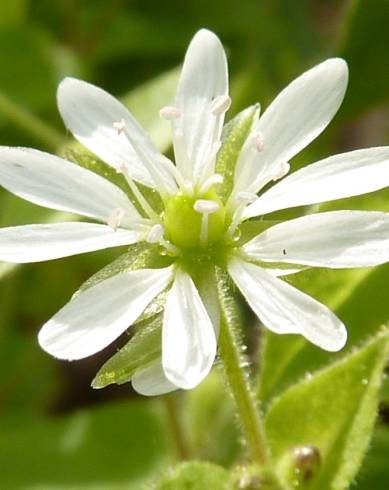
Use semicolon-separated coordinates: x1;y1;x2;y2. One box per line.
194;199;220;215
159;105;181;120
194;199;220;246
107;208;124;231
252;131;264;152
210;95;232;115
147;224;164;243
113;118;126;135
236;191;258;205
199;173;223;194
272;161;290;181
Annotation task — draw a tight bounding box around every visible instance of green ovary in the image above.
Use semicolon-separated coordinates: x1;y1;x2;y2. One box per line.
164;191;227;250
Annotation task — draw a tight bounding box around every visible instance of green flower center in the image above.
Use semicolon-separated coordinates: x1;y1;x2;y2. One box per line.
163;189;227;252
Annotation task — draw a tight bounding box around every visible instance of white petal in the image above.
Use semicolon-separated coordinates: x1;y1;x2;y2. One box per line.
244;147;389;218
0;147;139;225
244;211;389;269
175;29;228;181
234;58;348;195
38;266;174;360
132;360;177;396
162;270;217;389
0;222;143;263
228;258;346;351
57;77;178;194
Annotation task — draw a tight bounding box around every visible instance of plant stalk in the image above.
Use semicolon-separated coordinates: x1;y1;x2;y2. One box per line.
218;318;268;465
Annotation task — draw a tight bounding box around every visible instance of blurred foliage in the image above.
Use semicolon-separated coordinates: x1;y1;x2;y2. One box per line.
0;0;389;488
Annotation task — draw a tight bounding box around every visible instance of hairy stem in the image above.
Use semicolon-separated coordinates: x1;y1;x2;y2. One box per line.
217;269;268;465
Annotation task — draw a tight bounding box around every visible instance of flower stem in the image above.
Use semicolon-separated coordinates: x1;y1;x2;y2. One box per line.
0;91;64;151
218;319;268;465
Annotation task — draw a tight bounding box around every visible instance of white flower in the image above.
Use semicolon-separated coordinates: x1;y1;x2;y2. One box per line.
1;29;389;396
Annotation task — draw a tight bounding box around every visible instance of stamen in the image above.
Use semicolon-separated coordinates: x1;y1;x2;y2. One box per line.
172;125;192;182
194;199;220;245
115;162;129;174
147;224;164;243
199;173;223;194
210;95;232;115
107;208;124;231
197;141;222;185
251;131;264;152
272;161;290;181
236;191;258;205
159;105;181;120
113;118;126;135
121;170;161;223
146;224;180;256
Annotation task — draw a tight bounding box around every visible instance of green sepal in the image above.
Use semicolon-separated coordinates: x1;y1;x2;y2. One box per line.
78;242;171;293
92;314;162;389
265;329;389;490
215;104;260;203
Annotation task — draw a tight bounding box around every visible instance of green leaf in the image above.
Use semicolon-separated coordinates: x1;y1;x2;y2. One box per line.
215;104;260;203
0;400;174;490
155;461;230;490
265;330;389;490
354;426;389;489
92;314;162;389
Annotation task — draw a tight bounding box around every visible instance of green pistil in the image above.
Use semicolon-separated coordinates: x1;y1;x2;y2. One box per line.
164;189;227;251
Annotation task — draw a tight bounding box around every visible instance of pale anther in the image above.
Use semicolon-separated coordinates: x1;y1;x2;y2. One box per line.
107;208;124;231
193;199;220;214
113;118;126;135
116;162;129;174
199;174;223;194
272;161;290;181
236;191;258;204
252;131;264;152
147;224;164;244
159;105;181;120
210;95;232;115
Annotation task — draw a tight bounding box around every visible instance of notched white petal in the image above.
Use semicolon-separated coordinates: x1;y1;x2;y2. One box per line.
244;211;389;268
0;222;143;263
38;266;174;360
234;58;348;195
132;361;177;396
0;147;139;225
229;259;347;352
244;147;389;219
162;270;217;389
174;29;229;182
57;77;178;195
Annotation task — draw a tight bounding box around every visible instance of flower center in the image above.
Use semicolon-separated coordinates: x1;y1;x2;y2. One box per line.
163;189;226;250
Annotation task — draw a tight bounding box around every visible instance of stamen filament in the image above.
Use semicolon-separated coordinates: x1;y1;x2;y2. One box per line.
119;166;161;223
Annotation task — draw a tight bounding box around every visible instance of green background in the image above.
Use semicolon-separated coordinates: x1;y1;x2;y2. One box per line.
0;1;389;488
